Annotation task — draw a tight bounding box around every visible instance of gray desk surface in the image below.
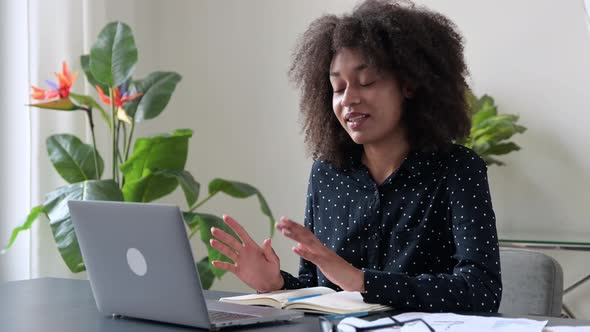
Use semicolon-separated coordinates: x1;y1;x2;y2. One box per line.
1;278;589;331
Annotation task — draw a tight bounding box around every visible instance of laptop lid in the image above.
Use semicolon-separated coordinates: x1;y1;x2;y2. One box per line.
69;200;212;329
68;200;303;330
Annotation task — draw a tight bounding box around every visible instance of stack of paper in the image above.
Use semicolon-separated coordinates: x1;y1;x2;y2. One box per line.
338;312;549;332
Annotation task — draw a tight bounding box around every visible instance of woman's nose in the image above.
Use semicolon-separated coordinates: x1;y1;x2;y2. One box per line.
341;86;360;107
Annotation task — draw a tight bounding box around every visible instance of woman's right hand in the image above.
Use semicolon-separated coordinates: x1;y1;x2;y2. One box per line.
210;214;284;293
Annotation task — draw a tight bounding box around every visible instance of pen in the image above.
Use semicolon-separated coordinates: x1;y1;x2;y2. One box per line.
323;311;370;320
286;294;323;302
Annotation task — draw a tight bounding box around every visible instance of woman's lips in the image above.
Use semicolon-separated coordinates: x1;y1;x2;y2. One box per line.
346;114;369;130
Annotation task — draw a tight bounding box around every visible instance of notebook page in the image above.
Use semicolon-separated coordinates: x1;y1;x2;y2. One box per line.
219;286;335;303
286;291;391;313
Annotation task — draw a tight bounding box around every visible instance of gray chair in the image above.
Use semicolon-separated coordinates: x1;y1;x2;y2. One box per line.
498;248;564;317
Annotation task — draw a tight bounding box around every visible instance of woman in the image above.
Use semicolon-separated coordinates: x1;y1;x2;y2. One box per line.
210;0;502;312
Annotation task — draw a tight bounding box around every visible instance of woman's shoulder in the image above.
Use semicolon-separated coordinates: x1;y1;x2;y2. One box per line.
446;144;487;168
423;144;487;178
310;159;348;174
308;159;352;187
440;144;489;182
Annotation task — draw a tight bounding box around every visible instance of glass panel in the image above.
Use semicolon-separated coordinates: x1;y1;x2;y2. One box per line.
498;231;590;247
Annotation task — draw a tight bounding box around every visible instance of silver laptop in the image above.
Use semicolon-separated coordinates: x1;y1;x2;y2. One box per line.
68;200;303;330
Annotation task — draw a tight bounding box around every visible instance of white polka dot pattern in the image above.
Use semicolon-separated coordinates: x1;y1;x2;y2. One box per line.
279;145;502;313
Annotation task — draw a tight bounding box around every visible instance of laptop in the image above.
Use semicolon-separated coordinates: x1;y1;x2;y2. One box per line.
68;200;303;330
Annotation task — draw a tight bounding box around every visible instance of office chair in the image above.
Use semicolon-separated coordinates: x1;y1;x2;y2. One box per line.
498;248;564;317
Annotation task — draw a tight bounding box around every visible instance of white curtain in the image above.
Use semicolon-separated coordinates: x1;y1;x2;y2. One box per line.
28;0;100;279
0;0;149;281
0;0;32;282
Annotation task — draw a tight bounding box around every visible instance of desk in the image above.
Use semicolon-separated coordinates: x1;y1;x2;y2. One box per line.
1;278;589;331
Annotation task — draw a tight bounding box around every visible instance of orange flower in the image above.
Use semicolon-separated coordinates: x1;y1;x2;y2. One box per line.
30;61;78;100
96;84;142;108
30;85;59;100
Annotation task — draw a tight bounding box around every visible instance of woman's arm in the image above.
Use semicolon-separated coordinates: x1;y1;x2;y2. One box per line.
280;257;318;289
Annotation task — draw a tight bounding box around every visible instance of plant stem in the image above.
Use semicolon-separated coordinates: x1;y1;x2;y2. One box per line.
188;223;201;239
83;107;100;179
109;87;118;185
122;122;128;161
116;121;124;163
120;122;128;187
124;120;135;161
189;192;217;212
117;149;124;164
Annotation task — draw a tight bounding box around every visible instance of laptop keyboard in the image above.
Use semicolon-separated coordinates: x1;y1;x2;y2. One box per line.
208;310;257;322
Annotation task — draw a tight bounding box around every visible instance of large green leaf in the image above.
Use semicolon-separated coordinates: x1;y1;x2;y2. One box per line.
209;179;275;236
474;124;523;147
120;129;193;202
43;180;123;272
472;116;523;141
90;21;137;87
196;257;215;290
28;98;79;111
471;106;497;129
482;156;504;166
486;142;520;155
477;114;519;129
120;171;178;203
1;205;45;254
183;212;236;278
80;55;109;94
158;170;200;207
121;129;192;182
69;93;111;131
46;134;104;183
475;95;496;114
125;72;182;121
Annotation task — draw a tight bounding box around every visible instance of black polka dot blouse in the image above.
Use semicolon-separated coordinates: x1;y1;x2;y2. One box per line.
280;144;502;313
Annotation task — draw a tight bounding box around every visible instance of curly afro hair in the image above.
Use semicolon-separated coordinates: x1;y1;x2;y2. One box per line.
289;0;471;169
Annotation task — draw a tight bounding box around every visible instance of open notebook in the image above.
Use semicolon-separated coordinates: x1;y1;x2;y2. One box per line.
219;286;392;314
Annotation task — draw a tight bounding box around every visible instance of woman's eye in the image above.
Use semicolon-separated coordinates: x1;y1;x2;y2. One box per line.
333;87;345;93
360;81;376;87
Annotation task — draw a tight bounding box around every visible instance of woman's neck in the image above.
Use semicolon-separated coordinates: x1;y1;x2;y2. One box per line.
361;131;410;185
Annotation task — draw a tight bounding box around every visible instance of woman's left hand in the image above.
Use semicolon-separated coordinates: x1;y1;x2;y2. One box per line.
275;217;365;292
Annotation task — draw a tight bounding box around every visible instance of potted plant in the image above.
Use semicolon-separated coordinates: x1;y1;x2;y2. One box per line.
2;21;274;289
459;90;527;165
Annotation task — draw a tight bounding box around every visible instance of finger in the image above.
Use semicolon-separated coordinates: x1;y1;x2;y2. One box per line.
292;244;320;265
223;214;256;246
275;216;288;230
277;217;306;233
262;238;279;264
210;239;239;262
275;216;296;231
212;260;237;273
211;227;243;252
279;219;318;247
